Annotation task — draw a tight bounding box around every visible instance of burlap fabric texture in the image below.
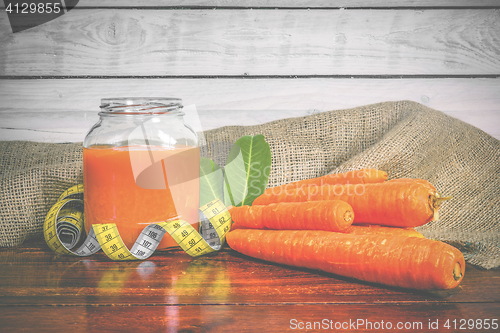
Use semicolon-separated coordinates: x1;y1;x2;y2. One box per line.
1;101;499;269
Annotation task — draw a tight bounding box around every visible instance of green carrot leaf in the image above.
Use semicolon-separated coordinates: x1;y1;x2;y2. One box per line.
223;134;272;207
223;148;244;207
199;157;224;206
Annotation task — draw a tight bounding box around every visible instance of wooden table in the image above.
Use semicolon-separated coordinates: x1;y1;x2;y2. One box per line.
1;239;499;332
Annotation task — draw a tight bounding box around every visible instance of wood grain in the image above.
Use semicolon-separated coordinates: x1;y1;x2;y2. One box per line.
1;240;499;305
1;303;499;333
3;0;498;8
3;78;500;111
0;240;499;332
1;9;499;76
1;78;498;142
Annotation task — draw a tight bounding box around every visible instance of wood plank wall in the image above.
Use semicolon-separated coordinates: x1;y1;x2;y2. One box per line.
1;1;499;142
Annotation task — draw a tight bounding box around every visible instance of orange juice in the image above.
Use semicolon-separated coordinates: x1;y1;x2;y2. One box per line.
83;145;200;250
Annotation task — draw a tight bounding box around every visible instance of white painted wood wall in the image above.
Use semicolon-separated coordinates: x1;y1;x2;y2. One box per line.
1;1;499;142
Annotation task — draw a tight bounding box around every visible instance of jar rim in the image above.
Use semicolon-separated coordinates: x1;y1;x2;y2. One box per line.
99;97;183;115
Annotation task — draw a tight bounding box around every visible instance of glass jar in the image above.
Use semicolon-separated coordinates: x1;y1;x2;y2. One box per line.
83;98;199;250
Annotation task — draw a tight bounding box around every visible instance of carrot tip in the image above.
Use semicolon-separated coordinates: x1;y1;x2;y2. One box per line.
343;210;354;223
429;193;452;222
453;262;463;281
433;194;453;208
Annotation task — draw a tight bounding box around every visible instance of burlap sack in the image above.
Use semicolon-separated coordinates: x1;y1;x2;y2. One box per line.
1;101;499;269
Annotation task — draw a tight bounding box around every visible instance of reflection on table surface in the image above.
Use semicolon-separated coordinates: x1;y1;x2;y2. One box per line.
1;240;499;332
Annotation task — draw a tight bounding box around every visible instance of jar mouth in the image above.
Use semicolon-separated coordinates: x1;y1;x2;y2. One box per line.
99;98;183;116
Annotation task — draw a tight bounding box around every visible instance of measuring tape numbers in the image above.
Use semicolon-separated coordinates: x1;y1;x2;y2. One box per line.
44;184;232;261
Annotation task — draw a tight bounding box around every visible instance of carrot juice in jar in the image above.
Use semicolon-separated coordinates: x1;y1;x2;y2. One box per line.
83;98;199;250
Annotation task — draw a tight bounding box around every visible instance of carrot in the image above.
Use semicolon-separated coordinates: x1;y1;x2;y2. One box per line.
229;200;354;232
252;181;450;227
230;222;424;238
226;229;464;290
345;224;425;238
264;168;387;198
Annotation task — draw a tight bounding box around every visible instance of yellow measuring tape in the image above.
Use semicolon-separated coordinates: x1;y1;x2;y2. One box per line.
44;184;232;260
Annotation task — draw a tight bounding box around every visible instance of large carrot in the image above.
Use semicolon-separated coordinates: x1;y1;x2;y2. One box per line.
226;229;464;290
264;168;387;198
253;180;450;227
229;200;354;232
